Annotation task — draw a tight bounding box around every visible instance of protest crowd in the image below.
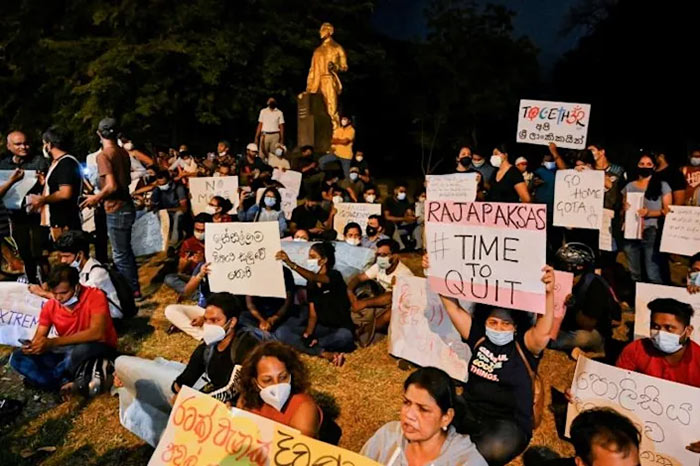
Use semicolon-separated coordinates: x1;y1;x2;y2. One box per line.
1;98;700;466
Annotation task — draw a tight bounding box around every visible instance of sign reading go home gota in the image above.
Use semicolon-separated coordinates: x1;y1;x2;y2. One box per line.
426;201;548;314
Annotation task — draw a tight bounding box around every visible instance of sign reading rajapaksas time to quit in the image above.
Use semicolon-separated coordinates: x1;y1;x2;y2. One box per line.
426;201;547;314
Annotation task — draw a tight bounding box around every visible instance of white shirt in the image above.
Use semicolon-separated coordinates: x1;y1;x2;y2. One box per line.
258;107;285;133
364;260;413;292
80;257;122;319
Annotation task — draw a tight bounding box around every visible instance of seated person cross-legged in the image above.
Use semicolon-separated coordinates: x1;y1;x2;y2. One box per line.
237;341;321;438
274;242;355;367
114;292;258;446
10;265;118;398
239;267;295;341
164;260;212;340
163;213;212;300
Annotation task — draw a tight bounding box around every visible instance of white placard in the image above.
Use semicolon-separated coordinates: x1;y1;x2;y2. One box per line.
205;222;285;298
426;173;478;202
189;176;239;215
516;99;591;149
280;240;375;286
425;201;547;314
0;170;38;209
0;282;48;346
389;276;471;382
332;202;382;240
634;282;700;343
660;206;700;256
131;210;169;257
624;192;645;240
272;169;302;220
567;356;700;466
553;169;605;229
81;207;96;233
599;208;615;251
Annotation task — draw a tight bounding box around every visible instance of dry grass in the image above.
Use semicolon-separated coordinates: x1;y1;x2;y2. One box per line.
0;251;585;465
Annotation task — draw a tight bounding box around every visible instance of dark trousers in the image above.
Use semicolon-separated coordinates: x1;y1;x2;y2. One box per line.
460;402;529;466
10;217;48;284
93;206;109;264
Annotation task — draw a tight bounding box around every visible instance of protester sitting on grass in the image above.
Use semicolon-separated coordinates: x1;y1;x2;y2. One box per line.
425;254;556;465
237;341;320;437
163;213;211;300
113;292;257;446
361;367;487;466
164;259;213;339
238;186;287;236
11;265;118;397
361;214;389;250
274;242;354;366
239;267;295;341
207;195;233;222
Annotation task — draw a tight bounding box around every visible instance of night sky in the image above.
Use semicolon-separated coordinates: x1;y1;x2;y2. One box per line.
373;0;581;69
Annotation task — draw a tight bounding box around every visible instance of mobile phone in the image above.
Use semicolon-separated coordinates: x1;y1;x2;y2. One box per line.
18;339;31;346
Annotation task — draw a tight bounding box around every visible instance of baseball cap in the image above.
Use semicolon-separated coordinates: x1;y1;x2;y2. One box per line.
98;118;117;135
246;143;259;152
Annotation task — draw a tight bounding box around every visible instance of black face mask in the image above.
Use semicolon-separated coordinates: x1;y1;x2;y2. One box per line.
366;226;378;237
269;103;277;110
458;157;471;167
638;167;654;178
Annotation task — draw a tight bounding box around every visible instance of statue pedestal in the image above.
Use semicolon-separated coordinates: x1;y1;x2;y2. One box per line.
297;93;332;154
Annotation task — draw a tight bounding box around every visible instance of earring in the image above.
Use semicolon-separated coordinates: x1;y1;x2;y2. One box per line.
442;425;448;432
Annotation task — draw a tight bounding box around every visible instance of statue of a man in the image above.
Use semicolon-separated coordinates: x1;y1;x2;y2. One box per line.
304;22;348;129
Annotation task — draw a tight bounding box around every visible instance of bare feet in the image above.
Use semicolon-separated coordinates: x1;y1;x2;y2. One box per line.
112;375;124;389
59;382;75;402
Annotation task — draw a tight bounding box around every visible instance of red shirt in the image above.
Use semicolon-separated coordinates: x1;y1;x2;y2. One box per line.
616;338;700;388
179;237;205;274
39;286;118;348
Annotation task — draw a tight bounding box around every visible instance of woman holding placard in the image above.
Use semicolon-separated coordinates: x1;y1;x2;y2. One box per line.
274;242;355;366
622;153;671;284
238;186;287;237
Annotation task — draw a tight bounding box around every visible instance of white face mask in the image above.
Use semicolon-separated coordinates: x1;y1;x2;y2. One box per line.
543;161;556;170
332;195;343;205
202;323;227;345
341;119;349;127
274;148;284;157
69;253;82;271
650;329;684;354
157;183;170;191
206;205;218;215
306;258;321;273
194;231;205;241
364;194;376;203
349;172;359;181
691;157;700;167
376;256;392;270
471;158;485;167
258;378;292;412
293;237;308;242
123;142;134;151
345;237;360;246
355;155;363;162
42;145;51;159
396;192;406;201
490;155;503;168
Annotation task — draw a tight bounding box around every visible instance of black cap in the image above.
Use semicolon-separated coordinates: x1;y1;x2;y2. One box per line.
98;118;118;138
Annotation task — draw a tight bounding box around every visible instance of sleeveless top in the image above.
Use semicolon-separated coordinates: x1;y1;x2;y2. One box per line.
248;393;320;428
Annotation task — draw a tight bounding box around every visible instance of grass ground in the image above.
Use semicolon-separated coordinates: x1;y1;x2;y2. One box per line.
0;251;588;465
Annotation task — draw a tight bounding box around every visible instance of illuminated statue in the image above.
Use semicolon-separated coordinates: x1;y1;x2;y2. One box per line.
303;22;348;129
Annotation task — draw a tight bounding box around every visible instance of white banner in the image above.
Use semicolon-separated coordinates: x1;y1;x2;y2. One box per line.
389;276;472;382
272;169;301;220
426;173;478;202
660;206;700;256
0;282;48;346
332;202;382;240
516;99;591;149
599;208;615;251
132;210;169;257
567;356;700;466
553;169;605;229
633;282;700;343
425;201;548;314
189;176;239;215
205;222;285;298
624;192;644;240
0;170;38;210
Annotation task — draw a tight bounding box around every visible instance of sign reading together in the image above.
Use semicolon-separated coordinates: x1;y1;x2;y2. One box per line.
425;201;547;313
516;99;591;149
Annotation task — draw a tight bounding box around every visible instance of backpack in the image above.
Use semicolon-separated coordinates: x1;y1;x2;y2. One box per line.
74;357;114;398
88;263;138;318
475;337;545;430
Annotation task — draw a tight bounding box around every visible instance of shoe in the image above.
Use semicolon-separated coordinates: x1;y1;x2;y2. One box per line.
134;292;146;303
166;324;182;335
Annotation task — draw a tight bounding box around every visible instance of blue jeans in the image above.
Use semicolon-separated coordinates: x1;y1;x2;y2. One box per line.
164;273;201;302
318;154;352;179
623;226;663;284
10;342;114;390
106;205;140;293
274;315;355;355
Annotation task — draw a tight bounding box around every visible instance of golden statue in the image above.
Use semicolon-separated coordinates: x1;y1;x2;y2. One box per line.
303;22;348;129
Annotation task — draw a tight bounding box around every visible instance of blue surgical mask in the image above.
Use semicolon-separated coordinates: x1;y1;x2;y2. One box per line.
544;161;556;170
63;288;80;308
472;158;485;168
485;327;514;346
376;256;392;270
306;259;320;273
689;271;700;286
650;330;684;354
397;192;406;201
264;197;276;208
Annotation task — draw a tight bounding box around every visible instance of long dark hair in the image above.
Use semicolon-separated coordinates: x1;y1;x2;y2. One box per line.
310;241;336;270
238;341;310;410
635;154;663;200
404;367;462;429
211;195;233;214
258;187;282;211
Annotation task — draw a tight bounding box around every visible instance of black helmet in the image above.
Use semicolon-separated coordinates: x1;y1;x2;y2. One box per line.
74;357;114;398
555;242;595;273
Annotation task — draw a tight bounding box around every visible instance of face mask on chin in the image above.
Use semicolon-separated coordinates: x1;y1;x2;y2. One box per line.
62;287;80;308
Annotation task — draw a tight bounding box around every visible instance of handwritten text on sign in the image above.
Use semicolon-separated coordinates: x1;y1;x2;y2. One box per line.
660;206;700;256
0;170;37;210
333;202;382;240
389;276;472;382
426;201;547;314
189;176;239;215
0;282;48;346
566;357;700;466
633;282;700;343
516;99;591;150
149;386;380;466
426;173;478;202
205;222;285;298
272;169;301;220
553;170;604;229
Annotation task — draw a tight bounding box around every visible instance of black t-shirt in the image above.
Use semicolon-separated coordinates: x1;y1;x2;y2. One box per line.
47;155;82;228
656;166;687;192
350;158;369;174
382;197;411;218
307;269;353;330
561;273;618;339
463;326;540;435
486;166;525;203
291;204;328;231
239;157;268;179
292;154;319;176
252;267;295;316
